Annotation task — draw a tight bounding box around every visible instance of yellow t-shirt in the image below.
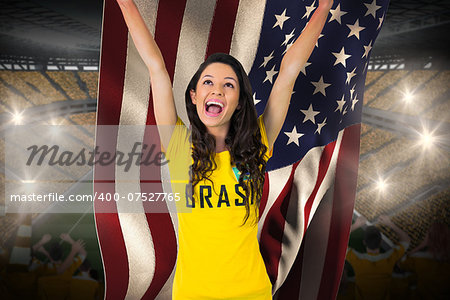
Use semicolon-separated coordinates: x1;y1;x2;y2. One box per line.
346;242;408;300
165;116;272;299
399;251;450;299
69;275;100;300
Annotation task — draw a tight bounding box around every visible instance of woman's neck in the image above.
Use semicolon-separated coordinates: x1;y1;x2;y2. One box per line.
207;125;229;152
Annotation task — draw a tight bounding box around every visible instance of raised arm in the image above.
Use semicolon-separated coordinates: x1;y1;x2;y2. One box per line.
32;234;53;262
58;234;87;275
117;0;177;148
262;0;333;151
350;215;368;233
378;215;411;245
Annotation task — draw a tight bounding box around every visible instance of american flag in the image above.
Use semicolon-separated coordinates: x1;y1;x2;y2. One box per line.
94;0;389;299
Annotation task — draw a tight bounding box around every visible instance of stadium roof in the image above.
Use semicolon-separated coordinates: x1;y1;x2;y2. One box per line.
0;0;449;61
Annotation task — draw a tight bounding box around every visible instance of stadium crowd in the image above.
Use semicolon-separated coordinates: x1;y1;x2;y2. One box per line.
338;216;450;300
0;230;102;299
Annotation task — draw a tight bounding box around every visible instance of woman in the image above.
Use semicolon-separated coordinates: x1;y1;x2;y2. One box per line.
116;0;333;298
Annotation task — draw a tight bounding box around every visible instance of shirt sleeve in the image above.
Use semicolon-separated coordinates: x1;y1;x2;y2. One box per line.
346;248;357;266
257;115;273;160
391;242;408;262
398;255;415;271
61;254;86;278
165;117;191;161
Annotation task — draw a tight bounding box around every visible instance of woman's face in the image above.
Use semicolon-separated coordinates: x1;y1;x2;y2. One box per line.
190;62;240;134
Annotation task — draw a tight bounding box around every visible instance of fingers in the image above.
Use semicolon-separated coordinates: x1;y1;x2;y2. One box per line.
358;215;367;222
42;234;51;241
73;239;86;250
355;215;367;225
377;215;392;225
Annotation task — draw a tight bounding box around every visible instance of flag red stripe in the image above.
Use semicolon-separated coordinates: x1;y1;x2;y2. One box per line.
96;0;127;127
140;1;188;298
141;136;177;298
259;161;300;284
317;124;361;300
94;0;129;298
153;0;188;82
259;172;271;218
274;232;306;299
303;141;336;236
263;140;336;297
205;0;240;57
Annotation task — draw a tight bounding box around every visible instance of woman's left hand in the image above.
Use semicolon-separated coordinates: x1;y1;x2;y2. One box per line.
318;0;333;10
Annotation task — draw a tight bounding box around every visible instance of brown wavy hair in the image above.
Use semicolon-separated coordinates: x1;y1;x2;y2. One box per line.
185;53;267;224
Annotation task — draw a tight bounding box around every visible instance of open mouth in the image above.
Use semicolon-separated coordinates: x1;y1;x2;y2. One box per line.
205;100;224;117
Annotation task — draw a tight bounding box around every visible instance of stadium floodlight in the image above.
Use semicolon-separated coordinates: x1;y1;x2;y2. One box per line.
402;91;414;103
376;178;388;193
419;130;435;149
49;118;63;126
21;180;36;184
12;112;24;125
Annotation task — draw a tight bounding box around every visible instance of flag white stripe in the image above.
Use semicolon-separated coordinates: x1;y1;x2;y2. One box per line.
272;144;325;291
119;0;158;125
116;127;154;300
229;0;268;73
306;132;343;229
118;211;155;299
116;1;160;298
275;131;343;292
172;0;217;125
120;37;150;126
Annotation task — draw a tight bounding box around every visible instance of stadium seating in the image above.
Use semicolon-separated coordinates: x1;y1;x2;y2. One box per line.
357;148;448;220
46;71;89;100
0;71;66;106
359;126;395;156
369;70;438;111
360;123;371;136
391;70;450;116
78;72;99;99
0;76;34;114
424;97;450;121
364;70;384;87
363;70;408;105
0;138;4;165
358;138;415;187
69;112;97;125
0;71;97;115
390;189;450;249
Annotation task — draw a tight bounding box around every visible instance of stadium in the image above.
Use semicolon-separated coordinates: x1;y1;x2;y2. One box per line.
0;0;449;299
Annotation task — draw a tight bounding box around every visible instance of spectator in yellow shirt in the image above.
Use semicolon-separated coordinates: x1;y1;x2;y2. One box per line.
346;215;410;300
398;222;450;300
